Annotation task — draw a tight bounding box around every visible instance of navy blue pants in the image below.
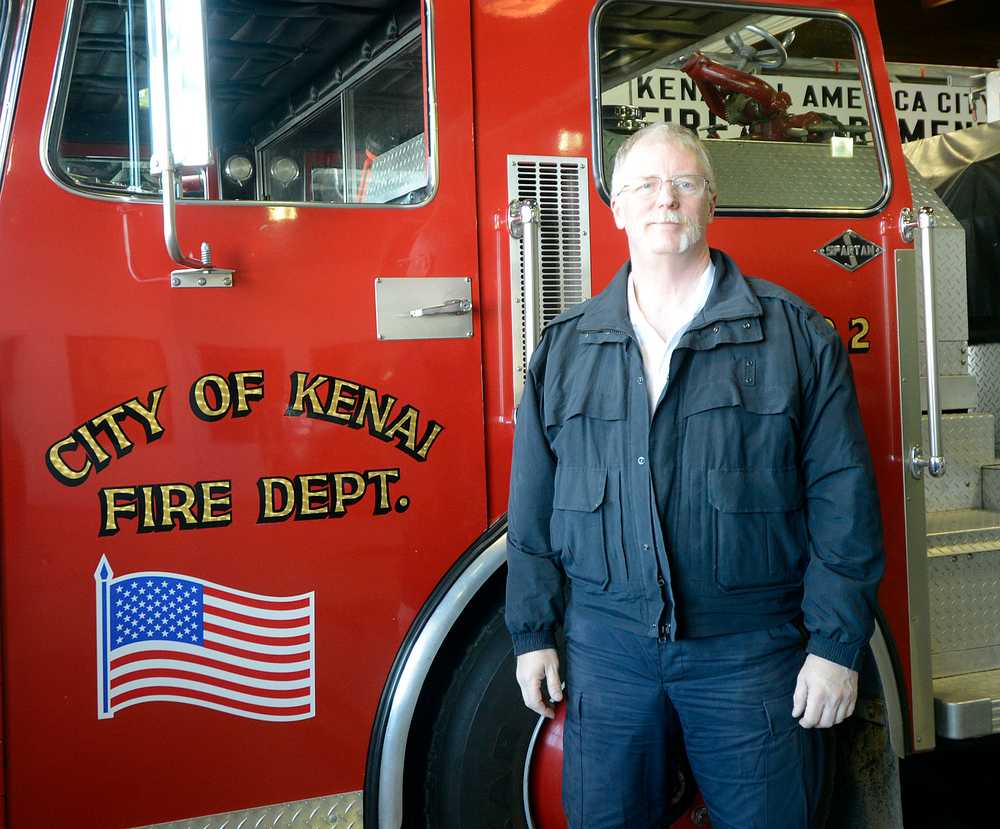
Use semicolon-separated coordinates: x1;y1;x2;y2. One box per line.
562;617;823;829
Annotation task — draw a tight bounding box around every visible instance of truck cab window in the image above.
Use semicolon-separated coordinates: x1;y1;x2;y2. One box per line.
594;1;888;211
49;0;432;206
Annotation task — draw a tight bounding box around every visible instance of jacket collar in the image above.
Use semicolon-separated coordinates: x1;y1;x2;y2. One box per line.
577;249;763;339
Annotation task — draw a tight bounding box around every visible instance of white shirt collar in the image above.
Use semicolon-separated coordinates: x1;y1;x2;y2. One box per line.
627;260;716;412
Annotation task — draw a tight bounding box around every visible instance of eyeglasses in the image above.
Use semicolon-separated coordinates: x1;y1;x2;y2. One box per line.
615;175;712;201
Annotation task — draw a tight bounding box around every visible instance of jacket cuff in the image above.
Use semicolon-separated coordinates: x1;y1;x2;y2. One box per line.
806;633;865;671
512;630;556;656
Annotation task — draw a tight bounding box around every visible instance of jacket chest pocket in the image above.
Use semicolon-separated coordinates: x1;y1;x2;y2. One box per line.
550;465;628;591
681;378;799;471
708;467;806;591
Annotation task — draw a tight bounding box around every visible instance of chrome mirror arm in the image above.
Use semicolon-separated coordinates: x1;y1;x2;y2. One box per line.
146;0;234;287
160;164;204;269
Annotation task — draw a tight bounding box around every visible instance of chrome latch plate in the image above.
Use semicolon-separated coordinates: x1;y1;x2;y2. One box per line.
375;276;473;340
171;267;235;288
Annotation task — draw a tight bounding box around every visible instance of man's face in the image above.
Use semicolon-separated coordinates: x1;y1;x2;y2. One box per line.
610;139;716;258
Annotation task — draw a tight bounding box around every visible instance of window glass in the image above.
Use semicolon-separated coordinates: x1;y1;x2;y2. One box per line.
595;2;887;210
52;0;432;206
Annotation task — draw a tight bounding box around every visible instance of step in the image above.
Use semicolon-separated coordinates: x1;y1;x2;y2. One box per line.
934;669;1000;739
983;464;1000;511
926;508;1000;550
925;510;1000;679
923;413;995;512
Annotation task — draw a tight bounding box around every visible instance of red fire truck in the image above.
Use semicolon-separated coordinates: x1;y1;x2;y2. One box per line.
1;0;995;826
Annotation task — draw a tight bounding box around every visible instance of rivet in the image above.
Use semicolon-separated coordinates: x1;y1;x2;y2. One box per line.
223;277;232;286
171;277;180;287
198;277;207;286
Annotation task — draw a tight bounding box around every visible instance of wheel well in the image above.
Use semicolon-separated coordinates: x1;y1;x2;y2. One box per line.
364;520;508;826
402;565;509;819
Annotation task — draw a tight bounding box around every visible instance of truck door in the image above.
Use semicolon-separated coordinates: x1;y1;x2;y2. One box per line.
0;1;484;827
472;1;915;825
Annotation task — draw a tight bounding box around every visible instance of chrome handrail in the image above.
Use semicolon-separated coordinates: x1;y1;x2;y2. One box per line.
905;206;946;478
509;198;541;365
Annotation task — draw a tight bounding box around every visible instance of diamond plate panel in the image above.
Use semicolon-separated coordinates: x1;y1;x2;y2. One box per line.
929;551;1000;670
917;340;968;377
906;162;963;231
968;344;1000;454
984;466;1000;512
705;141;884;209
922;413;995;511
933;669;1000;734
913;227;969;349
363;133;429;204
138;792;363;829
907;161;971;361
927;507;1000;548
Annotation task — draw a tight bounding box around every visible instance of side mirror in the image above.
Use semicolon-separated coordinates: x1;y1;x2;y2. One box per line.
145;0;234;287
145;0;211;170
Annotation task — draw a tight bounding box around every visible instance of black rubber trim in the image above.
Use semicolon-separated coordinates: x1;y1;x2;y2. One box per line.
873;602;914;755
363;515;509;823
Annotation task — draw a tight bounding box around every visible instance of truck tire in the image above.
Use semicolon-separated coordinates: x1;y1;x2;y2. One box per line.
424;605;537;828
421;603;697;828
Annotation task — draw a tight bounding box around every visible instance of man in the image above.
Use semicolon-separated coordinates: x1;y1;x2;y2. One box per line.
506;123;884;828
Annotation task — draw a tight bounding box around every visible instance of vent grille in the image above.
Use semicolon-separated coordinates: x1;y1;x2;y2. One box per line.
508;156;592;403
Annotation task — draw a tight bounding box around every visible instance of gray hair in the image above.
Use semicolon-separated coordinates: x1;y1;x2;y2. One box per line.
610;123;716;197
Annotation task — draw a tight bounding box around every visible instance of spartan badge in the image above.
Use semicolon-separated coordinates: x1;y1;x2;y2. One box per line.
816;230;883;272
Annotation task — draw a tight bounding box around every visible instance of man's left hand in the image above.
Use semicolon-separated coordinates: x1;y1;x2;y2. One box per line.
792;653;858;728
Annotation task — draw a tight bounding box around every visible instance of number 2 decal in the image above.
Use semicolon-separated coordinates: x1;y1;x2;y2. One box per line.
848;317;871;353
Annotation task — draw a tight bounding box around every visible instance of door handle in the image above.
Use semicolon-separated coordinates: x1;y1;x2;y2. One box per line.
407;298;473;317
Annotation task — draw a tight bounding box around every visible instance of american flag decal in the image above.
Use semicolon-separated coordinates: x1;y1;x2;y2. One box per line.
95;556;315;721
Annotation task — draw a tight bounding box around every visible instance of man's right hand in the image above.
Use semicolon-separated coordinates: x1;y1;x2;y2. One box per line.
515;648;563;718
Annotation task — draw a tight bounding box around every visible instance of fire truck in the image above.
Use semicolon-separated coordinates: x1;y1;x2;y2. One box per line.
1;0;997;827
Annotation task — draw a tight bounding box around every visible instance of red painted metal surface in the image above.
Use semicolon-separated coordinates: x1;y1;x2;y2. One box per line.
0;3;485;827
0;0;917;826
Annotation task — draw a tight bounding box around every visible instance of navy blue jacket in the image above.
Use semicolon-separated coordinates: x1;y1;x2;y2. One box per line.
506;249;884;670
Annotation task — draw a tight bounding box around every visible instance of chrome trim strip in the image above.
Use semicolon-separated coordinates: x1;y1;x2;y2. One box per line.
423;0;439;197
522;713;546;829
870;621;905;758
377;533;507;828
39;0;439;211
588;0;893;217
0;0;35;188
136;790;363;829
895;247;936;752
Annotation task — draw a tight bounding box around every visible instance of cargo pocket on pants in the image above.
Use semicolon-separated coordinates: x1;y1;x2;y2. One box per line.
562;690;584;828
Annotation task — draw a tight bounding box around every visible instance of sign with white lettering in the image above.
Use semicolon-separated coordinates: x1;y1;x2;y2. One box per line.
606;70;979;142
